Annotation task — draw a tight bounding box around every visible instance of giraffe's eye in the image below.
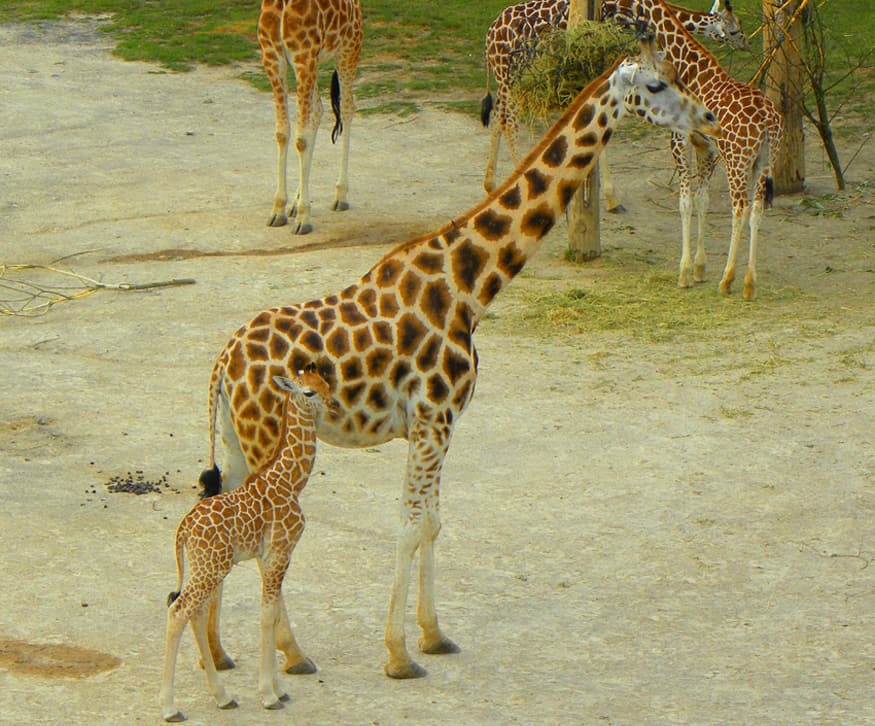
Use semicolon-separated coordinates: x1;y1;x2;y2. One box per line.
646;80;668;93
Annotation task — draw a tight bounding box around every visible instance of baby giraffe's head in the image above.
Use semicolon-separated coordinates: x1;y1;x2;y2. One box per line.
273;367;338;419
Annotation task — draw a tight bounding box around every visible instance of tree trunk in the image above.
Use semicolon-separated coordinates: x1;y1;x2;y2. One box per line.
566;0;602;262
763;0;805;194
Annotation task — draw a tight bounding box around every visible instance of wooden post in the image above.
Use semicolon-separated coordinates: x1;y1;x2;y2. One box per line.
763;0;805;193
567;0;602;261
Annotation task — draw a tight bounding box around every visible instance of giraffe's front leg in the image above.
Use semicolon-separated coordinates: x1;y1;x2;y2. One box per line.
384;421;456;678
719;199;750;295
416;511;459;656
384;520;427;678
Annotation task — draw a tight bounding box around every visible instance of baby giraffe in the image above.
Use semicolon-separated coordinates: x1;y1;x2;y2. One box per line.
159;368;334;722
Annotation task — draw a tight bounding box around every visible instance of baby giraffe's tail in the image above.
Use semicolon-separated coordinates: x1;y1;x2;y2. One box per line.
166;525;187;607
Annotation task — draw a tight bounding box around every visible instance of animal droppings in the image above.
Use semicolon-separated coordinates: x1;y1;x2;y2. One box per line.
104;471;180;495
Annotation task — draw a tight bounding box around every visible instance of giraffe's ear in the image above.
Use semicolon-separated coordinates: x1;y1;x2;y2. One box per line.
273;375;301;395
617;59;638;87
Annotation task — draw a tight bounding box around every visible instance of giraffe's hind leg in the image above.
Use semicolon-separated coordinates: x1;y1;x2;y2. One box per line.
332;45;360;213
258;15;291;228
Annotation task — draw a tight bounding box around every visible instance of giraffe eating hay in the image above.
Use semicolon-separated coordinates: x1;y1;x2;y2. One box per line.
481;0;748;207
605;0;782;299
258;0;363;234
200;36;720;680
159;369;335;722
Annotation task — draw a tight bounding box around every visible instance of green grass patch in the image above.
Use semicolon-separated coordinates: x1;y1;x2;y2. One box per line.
504;252;805;343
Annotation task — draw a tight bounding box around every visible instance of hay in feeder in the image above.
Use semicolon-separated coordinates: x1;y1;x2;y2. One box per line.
511;20;637;122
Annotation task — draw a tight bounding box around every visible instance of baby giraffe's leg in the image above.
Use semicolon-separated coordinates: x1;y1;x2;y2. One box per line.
191;604;238;712
257;552;293;709
276;598;317;674
159;601;189;722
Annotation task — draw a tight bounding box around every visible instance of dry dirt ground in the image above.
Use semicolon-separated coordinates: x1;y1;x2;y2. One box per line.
1;19;874;726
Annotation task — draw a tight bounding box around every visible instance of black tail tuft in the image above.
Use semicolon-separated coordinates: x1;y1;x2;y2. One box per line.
330;70;343;144
480;92;493;128
167;590;181;608
198;464;222;499
764;175;774;209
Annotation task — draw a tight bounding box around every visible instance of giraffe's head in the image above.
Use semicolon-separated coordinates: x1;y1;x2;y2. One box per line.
705;0;750;51
616;34;722;139
273;368;339;418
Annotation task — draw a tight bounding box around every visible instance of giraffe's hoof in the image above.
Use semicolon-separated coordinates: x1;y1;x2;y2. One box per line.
279;693;291;702
163;711;186;723
606;204;627;214
284;656;317;675
419;635;460;655
267;214;288;228
333;200;350;212
293;222;313;235
384;660;428;679
719;280;733;295
199;654;235;671
218;699;238;711
693;264;707;283
263;698;286;711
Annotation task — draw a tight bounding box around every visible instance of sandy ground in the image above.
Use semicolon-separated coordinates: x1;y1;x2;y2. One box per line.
1;19;873;726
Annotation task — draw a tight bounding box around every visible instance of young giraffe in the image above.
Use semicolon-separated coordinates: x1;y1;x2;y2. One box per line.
481;0;749;204
258;0;363;234
200;37;720;680
606;0;783;299
159;369;335;722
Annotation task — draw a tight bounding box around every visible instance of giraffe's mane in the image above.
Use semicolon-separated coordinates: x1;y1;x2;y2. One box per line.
647;0;729;82
364;56;626;273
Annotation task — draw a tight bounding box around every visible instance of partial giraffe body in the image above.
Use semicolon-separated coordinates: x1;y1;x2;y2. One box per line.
258;0;362;234
159;369;335;723
481;0;749;206
201;37;720;681
605;0;783;299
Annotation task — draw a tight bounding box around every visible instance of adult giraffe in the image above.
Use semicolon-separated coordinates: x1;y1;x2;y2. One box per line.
481;0;749;206
258;0;362;234
200;37;720;679
605;0;782;298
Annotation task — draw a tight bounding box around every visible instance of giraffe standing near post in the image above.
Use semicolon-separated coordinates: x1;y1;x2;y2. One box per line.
199;37;720;680
481;0;748;209
605;0;783;299
159;369;335;722
258;0;363;234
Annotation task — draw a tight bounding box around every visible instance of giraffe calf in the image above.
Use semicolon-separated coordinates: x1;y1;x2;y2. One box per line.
159;370;334;723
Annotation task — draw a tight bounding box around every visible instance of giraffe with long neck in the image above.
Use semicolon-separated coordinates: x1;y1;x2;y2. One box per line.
160;369;335;722
200;37;720;680
481;0;749;205
606;0;783;299
258;0;363;234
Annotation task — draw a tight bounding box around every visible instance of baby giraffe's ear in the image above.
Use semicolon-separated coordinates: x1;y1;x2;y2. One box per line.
273;375;302;395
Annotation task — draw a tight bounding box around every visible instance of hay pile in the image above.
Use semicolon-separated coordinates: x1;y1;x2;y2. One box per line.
511;20;637;122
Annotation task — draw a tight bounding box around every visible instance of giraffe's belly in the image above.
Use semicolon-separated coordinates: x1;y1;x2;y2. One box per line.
315;407;408;449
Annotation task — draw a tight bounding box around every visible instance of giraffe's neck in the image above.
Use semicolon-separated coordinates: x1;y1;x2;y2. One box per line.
259;402;317;492
365;60;627;326
616;0;728;94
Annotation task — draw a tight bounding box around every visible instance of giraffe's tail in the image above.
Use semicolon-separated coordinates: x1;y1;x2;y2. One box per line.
480;92;494;128
199;465;222;499
330;69;343;144
167;523;187;607
199;358;224;499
